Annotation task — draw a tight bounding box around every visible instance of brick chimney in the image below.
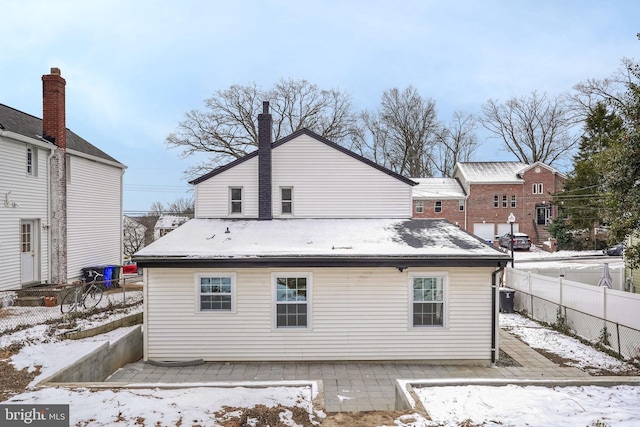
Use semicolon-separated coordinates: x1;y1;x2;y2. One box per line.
258;101;272;220
42;67;66;148
43;67;68;284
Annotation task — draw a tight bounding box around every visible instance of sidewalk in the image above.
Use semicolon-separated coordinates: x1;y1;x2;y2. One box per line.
106;330;633;413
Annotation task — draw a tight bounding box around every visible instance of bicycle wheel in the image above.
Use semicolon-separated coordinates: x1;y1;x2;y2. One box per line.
83;285;104;309
60;289;82;313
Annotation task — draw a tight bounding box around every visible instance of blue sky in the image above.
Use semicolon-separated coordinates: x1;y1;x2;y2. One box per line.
1;0;638;213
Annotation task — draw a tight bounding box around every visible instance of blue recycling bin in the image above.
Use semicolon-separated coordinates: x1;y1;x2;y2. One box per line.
81;265;120;288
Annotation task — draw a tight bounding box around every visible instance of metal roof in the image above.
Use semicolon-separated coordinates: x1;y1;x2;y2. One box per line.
411;178;466;199
455;162;528;184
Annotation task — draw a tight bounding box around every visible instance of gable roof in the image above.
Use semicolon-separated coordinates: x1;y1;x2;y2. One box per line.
189;128;417;186
516;161;568;180
411;178;466;199
134;218;510;268
0;103;123;165
454;161;528;184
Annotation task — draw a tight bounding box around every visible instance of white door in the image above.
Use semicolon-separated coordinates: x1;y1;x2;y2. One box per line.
497;222;520;237
20;220;37;284
473;223;495;243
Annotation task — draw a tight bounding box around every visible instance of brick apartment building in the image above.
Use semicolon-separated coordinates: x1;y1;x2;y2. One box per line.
412;162;567;245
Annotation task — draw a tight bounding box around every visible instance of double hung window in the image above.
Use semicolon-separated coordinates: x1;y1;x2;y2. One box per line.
26;146;37;176
411;274;445;327
274;274;310;328
230;187;242;214
281;187;293;214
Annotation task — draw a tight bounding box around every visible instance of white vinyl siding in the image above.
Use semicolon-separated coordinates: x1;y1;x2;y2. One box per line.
0;138;49;289
144;266;495;362
271;135;411;218
195;158;258;218
194;134;413;219
66;155;122;280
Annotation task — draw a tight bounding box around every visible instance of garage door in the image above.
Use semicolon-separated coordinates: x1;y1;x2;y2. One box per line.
473;223;495;243
497;223;520;237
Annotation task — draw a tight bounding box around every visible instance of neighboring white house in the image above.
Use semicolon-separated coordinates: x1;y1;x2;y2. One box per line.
0;68;125;290
153;215;190;240
135;102;509;364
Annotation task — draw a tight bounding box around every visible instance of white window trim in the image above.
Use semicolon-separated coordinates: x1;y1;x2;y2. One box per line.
415;200;424;214
532;183;544;194
280;186;294;216
409;272;447;329
26;145;37;177
229;186;243;215
194;272;237;314
458;200;465;211
271;272;312;330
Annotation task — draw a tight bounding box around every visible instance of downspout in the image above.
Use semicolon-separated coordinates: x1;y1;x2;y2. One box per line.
45;144;55;284
120;168;125;266
491;263;506;363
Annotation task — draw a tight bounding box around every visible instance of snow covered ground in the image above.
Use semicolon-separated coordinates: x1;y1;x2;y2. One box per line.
3;309;639;426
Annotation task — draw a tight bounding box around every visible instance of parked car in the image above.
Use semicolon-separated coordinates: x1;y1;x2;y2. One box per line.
498;232;531;251
122;259;141;275
605;243;624;256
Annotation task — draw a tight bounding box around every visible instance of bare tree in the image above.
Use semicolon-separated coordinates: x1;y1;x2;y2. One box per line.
360;86;440;177
166;196;194;216
149;201;165;217
571;58;640;125
167;79;360;178
479;91;580;166
123;216;147;258
434;111;479;177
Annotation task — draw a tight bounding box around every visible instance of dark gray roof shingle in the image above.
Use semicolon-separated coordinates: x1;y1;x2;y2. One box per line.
0;103;122;165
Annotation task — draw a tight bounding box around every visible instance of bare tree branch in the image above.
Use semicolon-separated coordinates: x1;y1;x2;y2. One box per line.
479;91;580;166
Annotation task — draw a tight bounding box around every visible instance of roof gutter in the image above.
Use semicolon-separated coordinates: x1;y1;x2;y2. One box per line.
134;256;510;269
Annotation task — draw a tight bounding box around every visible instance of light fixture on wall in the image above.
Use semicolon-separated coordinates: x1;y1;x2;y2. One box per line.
396;266;408;272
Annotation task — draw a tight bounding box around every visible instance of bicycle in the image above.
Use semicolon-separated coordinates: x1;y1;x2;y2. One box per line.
60;270;105;313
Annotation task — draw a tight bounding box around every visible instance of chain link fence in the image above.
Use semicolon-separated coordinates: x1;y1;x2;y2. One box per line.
514;290;640;363
0;276;143;336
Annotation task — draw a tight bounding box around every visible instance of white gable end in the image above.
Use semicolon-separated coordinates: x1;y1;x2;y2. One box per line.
194;133;413;219
271;134;411;218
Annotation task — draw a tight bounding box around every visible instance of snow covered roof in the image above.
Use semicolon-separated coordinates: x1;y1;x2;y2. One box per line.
411;178;466;199
455;162;528;184
154;215;190;229
135;218;509;268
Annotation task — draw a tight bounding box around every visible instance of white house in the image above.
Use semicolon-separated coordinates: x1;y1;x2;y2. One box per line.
0;68;125;290
153;215;190;240
135;102;509;364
